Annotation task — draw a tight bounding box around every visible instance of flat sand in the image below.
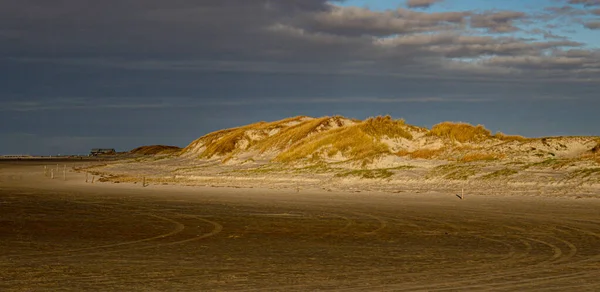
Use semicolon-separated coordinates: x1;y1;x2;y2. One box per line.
1;160;600;291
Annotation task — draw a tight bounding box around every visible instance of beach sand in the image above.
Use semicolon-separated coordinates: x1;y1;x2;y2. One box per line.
1;160;600;291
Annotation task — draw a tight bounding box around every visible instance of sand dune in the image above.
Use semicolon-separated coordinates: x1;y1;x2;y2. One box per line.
77;116;599;198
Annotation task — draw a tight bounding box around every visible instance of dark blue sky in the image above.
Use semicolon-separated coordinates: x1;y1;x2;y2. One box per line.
1;0;599;155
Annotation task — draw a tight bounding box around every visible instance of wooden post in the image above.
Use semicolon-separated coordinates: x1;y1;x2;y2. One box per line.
51;169;54;179
63;165;66;181
44;165;47;177
461;188;464;200
143;176;146;187
85;172;88;183
91;176;95;184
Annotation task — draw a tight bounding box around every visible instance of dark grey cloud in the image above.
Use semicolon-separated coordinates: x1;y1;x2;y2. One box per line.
406;0;444;9
301;7;468;37
1;0;599;155
0;1;596;83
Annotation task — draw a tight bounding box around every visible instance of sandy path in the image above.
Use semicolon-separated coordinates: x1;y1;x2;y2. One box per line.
1;161;600;291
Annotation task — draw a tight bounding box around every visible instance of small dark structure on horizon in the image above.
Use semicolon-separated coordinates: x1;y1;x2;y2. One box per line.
89;148;116;156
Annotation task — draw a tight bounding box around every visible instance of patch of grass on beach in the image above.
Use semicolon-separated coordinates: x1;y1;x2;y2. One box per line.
524;158;571;170
459;152;505;162
569;168;600;179
482;168;518;180
335;169;394;179
387;165;416;170
428;163;479;180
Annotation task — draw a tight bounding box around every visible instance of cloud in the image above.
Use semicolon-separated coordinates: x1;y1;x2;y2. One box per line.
568;0;600;7
470;11;526;33
0;0;599;90
300;6;468;37
406;0;444;9
584;21;600;28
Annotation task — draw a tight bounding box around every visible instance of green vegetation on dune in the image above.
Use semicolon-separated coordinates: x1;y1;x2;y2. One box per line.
569;168;600;179
428;163;479;180
335;169;394;179
482;168;518;180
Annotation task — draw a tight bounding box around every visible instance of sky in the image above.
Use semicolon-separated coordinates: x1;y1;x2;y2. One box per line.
1;0;599;155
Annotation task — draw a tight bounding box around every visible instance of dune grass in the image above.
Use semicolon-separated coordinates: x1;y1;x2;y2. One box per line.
275;116;411;164
570;167;600;179
183;116;313;158
396;148;445;159
357;115;413;140
482;168;518;180
494;132;529;142
257;116;340;152
459;152;505;162
429;122;492;143
524;158;574;170
199;127;254;158
130;145;182;155
428;163;479;180
335;169;394;179
276;125;389;163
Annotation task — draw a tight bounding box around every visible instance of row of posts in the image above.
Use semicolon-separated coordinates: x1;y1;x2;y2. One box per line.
43;164;67;181
43;165;146;186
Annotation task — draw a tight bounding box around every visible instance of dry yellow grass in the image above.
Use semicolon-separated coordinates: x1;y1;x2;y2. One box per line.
357;115;413;140
275;116;411;163
494;132;528;142
258;116;340;152
459;152;505;162
396;148;444;159
182;116;313;158
130;145;181;155
429;122;492;143
276;125;387;163
199;126;254;158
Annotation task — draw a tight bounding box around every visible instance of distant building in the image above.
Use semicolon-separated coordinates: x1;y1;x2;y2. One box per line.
89;148;116;156
0;155;33;159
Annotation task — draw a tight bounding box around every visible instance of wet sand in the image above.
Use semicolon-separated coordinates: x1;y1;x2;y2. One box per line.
1;161;600;291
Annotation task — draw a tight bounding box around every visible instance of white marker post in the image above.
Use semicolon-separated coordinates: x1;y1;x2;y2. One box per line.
63;165;66;181
44;165;47;177
51;169;54;179
461;188;464;200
